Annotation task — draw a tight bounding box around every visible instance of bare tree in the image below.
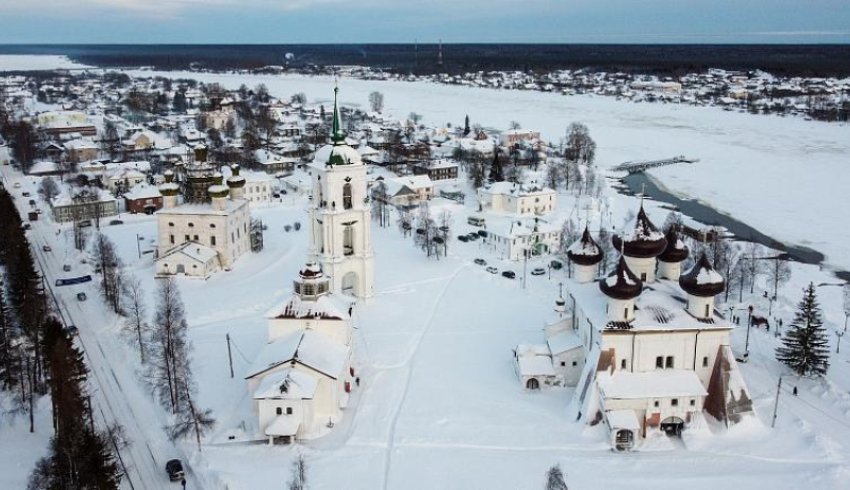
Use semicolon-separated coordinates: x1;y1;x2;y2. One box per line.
438;210;453;256
766;257;792;300
287;453;308;490
147;278;191;414
545;162;563;190
414;202;438;258
37;177;60;202
509;120;521;130
121;274;148;363
564;122;596;165
370;180;390;228
91;233;124;314
368;91;384;113
168;381;214;452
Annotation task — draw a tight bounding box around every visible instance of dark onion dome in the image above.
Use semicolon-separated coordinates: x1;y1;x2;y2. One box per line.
658;227;689;263
226;164;246;188
612;206;667;258
679;252;725;297
567;226;603;266
299;262;324;280
599;256;643;300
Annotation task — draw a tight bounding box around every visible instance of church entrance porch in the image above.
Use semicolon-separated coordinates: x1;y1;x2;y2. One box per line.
526;378;540;390
660;416;685;436
614;429;634;451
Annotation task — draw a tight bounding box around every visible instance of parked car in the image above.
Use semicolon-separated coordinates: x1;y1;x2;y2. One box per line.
78;219;92;228
13;182;21;188
65;325;78;335
466;233;480;241
165;459;185;482
109;219;123;225
531;267;546;276
550;260;563;270
22;223;31;230
474;258;486;266
457;235;469;243
22;191;31;197
76;292;87;301
63;264;71;272
502;270;516;279
477;230;487;238
486;266;498;274
42;244;51;252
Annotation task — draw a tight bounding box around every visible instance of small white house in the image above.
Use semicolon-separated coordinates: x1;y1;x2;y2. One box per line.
478;181;556;216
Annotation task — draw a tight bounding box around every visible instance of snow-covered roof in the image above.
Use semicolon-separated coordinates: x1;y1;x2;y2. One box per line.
157;199;247;216
598;369;707;400
515;345;556;377
29;161;59;174
246;330;347;380
312;143;362;167
264;415;301;437
264;293;350;321
253;367;318;400
569;276;732;333
480;181;554;198
124;183;161;200
605;409;640;430
159;242;218;264
547;330;582;355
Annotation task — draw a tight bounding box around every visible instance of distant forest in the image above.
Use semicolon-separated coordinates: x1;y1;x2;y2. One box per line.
2;44;850;77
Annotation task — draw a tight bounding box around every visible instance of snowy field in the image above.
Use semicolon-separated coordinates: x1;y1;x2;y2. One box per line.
0;55;90;72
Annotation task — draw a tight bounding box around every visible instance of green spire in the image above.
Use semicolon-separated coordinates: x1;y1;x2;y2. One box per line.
331;85;345;144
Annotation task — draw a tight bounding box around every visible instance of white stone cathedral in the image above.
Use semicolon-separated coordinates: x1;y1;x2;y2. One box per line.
307;87;375;298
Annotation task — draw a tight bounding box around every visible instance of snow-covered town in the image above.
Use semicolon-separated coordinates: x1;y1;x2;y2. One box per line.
1;39;850;490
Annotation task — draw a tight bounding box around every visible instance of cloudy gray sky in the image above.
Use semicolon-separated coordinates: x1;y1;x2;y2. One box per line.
0;0;848;44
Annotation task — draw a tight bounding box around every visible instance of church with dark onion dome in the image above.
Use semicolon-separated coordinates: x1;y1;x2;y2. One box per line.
515;203;753;452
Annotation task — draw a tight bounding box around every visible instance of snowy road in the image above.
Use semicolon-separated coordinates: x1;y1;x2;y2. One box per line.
0;165;213;490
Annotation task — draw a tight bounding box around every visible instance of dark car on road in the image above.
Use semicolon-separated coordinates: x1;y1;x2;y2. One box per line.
474;258;486;266
166;459;185;482
502;270;516;279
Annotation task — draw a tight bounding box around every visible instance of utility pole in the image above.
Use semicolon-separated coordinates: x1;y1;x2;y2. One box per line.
836;331;844;354
745;304;753;356
771;376;783;428
136;233;141;259
226;333;234;379
522;249;528;289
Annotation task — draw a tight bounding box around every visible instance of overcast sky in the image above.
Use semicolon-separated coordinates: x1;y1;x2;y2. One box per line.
0;0;848;44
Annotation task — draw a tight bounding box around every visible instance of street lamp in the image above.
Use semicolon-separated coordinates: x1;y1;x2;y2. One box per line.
836;331;844;354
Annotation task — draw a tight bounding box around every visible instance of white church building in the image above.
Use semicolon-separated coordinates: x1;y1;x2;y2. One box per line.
245;88;370;444
516;207;754;451
246;262;357;444
154;151;252;278
307;86;375;298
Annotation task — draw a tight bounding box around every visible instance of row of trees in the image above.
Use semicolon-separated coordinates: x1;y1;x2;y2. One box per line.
0;188;121;488
28;319;122;489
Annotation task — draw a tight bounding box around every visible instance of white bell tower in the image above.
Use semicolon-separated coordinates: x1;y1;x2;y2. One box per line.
307;86;375;299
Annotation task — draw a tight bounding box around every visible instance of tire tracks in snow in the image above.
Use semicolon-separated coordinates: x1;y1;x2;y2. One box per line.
380;264;468;490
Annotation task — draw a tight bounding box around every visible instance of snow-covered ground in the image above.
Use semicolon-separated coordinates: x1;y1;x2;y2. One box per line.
121;70;850;277
0;55;90;72
3;56;850;489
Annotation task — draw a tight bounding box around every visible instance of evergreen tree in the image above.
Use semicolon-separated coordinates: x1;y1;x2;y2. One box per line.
776;283;831;376
545;464;568;490
463;114;470;136
489;146;504;182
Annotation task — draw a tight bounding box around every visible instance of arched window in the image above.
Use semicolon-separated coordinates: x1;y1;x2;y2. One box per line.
343;225;354;256
343;183;353;210
526;378;540;390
